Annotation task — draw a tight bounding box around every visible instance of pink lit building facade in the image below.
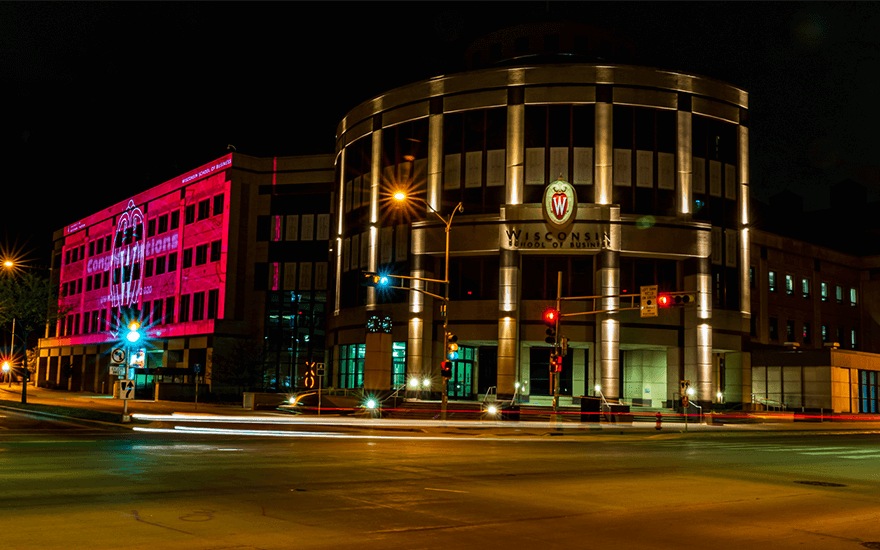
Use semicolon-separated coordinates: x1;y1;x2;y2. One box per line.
37;153;335;397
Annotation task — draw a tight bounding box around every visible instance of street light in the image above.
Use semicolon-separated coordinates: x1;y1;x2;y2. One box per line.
2;361;10;387
393;192;463;420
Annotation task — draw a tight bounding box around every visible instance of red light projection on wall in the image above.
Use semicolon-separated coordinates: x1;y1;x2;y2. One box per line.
110;200;144;308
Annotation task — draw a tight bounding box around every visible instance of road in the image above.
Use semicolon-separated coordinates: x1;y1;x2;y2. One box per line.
1;422;880;550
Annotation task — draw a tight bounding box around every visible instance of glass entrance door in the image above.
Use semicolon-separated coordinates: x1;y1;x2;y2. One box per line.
448;346;475;399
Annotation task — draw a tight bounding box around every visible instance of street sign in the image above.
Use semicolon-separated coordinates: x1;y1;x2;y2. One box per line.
119;380;135;400
111;348;126;363
109;363;125;376
640;285;658;317
316;362;325;376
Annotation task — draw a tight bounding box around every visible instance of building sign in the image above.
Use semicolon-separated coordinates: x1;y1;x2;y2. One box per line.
110;200;145;308
542;180;577;229
501;225;611;251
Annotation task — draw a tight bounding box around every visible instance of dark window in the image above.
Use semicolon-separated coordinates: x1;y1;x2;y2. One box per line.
192;291;205;321
155;255;166;275
256;216;271;241
86;277;92;292
210;240;221;262
804;322;812;343
750;316;757;337
179;294;191;323
65;250;71;265
96;238;104;254
143;301;151;325
103;271;109;287
105;235;111;251
153;299;163;326
134;223;143;242
170;210;180;230
131;262;140;282
207;289;219;319
786;320;795;342
254;263;268;291
197;199;210;221
769;317;779;341
185;204;196;225
195;244;208;266
213;194;224;216
111;307;118;330
76;279;82;293
165;297;175;324
79;245;85;260
147;219;156;238
182;248;193;269
158;214;168;234
71;248;78;263
94;273;101;289
61;282;68;297
145;259;154;278
168;252;178;271
88;241;95;257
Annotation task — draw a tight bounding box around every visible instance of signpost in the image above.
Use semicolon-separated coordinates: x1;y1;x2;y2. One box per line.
640;285;658;318
194;363;201;411
118;379;134;423
111;348;126;364
316;362;325;415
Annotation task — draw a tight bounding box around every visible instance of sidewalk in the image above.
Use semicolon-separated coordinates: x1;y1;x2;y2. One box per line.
3;384;880;435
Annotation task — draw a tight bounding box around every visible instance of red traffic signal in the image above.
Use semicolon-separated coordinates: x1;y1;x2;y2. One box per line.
658;294;671;307
543;308;559;327
441;361;452;379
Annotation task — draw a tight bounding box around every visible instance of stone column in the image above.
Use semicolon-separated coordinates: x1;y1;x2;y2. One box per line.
367;118;382;311
407;253;434;387
594;86;613;205
506;87;524;205
677;94;693;216
683;257;713;405
497;249;519;399
595;249;620;399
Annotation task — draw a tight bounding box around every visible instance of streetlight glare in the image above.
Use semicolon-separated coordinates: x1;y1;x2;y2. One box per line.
393;192;406;201
3;261;12;267
594;385;601;392
2;361;9;372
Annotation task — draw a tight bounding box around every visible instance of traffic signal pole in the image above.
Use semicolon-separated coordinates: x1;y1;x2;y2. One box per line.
553;272;561;420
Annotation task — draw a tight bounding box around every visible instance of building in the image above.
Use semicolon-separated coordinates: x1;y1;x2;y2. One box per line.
37;153;335;398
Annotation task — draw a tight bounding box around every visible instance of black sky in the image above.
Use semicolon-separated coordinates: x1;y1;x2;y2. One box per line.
3;2;880;266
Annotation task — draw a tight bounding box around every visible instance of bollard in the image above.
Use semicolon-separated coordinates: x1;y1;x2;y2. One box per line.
655;412;662;430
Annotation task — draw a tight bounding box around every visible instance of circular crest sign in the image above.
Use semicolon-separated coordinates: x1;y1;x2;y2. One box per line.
542;179;577;229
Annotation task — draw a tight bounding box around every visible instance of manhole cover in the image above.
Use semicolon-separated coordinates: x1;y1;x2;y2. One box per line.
860;543;880;549
794;480;847;487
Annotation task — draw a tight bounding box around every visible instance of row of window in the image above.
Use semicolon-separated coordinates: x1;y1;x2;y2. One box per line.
59;290;220;337
63;193;224;266
756;268;858;305
758;316;858;348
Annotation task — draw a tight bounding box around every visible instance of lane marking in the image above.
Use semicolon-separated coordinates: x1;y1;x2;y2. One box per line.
839;454;880;460
425;488;469;493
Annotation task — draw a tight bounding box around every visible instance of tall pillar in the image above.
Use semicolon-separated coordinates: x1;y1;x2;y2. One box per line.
407;253;434;384
497;249;519;399
738;120;750;317
684;257;713;405
506;87;524;205
334;149;345;317
594;86;612;205
677;94;693;216
595;249;620;399
427;99;443;214
367;119;382;311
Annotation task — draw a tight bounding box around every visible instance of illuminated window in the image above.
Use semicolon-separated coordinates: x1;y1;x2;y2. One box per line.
185;204;196;225
170;210;180;230
182;248;193;269
213;194;224;216
836;285;843;304
392;341;407;387
179;294;190;323
851;288;857;306
851;329;857;349
168;252;178;271
155;256;166;275
785;275;793;295
145;259;154;278
195;244;208;266
158;214;168;234
207;289;219;320
147;219;156;238
338;344;365;389
210;240;221;262
768;271;776;292
821;282;828;301
197;199;210;221
802;278;810;298
769;317;778;340
192;292;205;321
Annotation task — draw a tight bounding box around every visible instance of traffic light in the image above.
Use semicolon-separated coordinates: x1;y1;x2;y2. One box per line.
658;292;695;307
543;308;558;344
361;272;390;287
126;321;141;343
549;353;562;373
446;332;459;360
441;361;452;379
559;336;569;357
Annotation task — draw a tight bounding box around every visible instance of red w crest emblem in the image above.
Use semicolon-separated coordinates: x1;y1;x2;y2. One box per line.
551;192;568;220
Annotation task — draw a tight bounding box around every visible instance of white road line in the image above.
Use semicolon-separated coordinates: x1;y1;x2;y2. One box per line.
424;487;469;493
839;454;880;459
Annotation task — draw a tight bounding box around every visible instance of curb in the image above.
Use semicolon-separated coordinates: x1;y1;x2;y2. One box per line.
0;404;132;430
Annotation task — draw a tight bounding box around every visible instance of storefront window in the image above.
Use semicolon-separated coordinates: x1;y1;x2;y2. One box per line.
338;344;365;389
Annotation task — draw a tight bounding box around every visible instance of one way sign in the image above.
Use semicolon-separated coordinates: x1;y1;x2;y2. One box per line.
119;380;135;400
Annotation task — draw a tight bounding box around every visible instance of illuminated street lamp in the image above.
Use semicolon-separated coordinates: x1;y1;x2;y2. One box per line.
394;192;463;420
2;361;10;387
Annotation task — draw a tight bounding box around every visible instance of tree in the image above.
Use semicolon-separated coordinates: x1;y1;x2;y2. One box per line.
0;272;70;403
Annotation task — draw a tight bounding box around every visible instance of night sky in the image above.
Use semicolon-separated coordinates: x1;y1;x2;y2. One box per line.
3;2;880;266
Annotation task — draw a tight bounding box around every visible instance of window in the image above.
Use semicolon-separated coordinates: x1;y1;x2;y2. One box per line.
103;271;109;287
803;321;811;343
192;291;205;321
822;325;828;342
153;299;163;326
88;241;95;257
145;258;154;278
61;282;68;297
179;294;190;322
82;313;90;334
207;289;219;319
392;341;407;387
76;279;82;293
851;288;858;306
749;266;755;288
769;271;777;292
182;248;193;269
165;297;175;324
836;285;843;304
147;219;156;238
185;204;196;225
122;265;131;283
851;329;857;349
195;244;208;266
86;277;92;292
210;240;221;262
168;252;178;271
821;282;828;302
134;223;143;242
158;214;168;234
131;262;140;281
786;320;795;342
213;193;224;216
170;210;180;230
111;307;118;330
859;370;878;414
785;275;793;295
94;273;101;289
197;199;210;221
802;278;810;298
769;317;778;341
339;344;365;389
96;238;104;254
79;245;85;259
143;301;151;326
105;235;111;251
64;250;71;265
71;248;78;263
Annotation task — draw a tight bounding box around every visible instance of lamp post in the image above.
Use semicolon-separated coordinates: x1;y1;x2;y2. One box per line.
393;192;462;420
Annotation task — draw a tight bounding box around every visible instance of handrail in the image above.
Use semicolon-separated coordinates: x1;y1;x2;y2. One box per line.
482;386;497;404
752;394;787;411
386;384;407;402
